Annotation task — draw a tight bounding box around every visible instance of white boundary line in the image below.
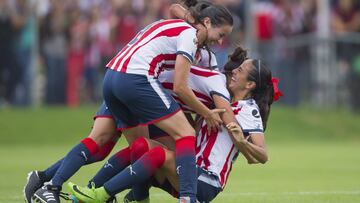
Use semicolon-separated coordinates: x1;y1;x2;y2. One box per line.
5;191;360;202
149;191;360;197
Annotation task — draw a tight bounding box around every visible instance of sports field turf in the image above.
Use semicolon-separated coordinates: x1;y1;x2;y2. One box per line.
1;106;360;203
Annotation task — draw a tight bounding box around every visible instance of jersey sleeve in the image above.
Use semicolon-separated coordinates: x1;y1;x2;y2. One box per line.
176;28;198;63
236;103;264;136
208;74;230;101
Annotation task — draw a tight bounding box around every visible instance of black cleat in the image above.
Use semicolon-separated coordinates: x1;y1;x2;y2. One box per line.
24;171;45;203
123;190;135;203
106;196;118;203
32;184;61;203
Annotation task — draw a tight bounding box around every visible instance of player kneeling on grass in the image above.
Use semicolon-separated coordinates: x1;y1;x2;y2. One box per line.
67;57;283;203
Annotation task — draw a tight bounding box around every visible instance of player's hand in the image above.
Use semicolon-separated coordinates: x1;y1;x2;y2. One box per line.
226;122;246;143
204;108;225;134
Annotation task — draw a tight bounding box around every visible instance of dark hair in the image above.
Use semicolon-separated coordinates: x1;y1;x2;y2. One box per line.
247;60;274;131
181;0;198;8
182;0;233;27
223;47;248;76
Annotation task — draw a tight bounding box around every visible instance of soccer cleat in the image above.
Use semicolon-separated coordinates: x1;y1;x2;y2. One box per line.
32;184;61;203
68;182;110;203
123;190;149;203
24;171;45;203
106;196;118;203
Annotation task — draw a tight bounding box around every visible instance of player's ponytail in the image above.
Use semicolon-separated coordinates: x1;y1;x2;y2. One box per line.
223;46;248;75
180;0;198;8
248;60;274;131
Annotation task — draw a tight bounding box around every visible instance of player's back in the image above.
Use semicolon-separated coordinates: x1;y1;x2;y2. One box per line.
106;19;196;78
158;65;230;113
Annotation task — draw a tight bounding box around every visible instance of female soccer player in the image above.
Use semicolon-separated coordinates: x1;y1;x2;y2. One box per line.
68;49;283;203
30;1;233;203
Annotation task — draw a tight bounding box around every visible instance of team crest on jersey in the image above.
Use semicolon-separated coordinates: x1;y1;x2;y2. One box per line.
252;109;260;118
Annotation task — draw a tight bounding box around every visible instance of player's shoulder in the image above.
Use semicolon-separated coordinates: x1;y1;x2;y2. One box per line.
236;99;261;119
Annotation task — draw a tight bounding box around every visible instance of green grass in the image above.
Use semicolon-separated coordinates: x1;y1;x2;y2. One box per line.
0;106;360;202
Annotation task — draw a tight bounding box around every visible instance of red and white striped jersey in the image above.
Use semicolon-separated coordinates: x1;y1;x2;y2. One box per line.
196;99;264;189
106;19;198;78
158;65;230;113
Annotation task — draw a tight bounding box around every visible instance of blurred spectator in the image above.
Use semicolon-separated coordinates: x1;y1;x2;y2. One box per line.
13;0;35;106
300;0;317;33
271;0;305;106
331;0;360;110
113;0;139;49
66;7;88;107
39;0;68;105
2;0;359;111
0;0;22;106
212;0;244;69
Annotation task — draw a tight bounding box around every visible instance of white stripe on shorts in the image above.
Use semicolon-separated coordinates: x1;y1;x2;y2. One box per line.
198;173;222;188
148;76;171;109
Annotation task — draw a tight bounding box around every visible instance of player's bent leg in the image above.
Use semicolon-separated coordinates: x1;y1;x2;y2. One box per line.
154;111;195;140
89;117;118;147
154;111;197;203
69;146;167;202
122;125;149;144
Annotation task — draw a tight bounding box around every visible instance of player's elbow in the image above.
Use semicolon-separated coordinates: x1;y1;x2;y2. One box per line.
169;4;181;17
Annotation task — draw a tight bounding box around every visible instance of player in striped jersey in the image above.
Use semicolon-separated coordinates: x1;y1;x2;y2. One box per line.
68;47;283;202
30;2;233;203
65;52;237;203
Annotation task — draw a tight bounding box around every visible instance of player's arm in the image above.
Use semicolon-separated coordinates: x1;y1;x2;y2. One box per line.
173;55;224;132
212;95;260;162
169;4;194;22
169;4;207;43
226;122;268;164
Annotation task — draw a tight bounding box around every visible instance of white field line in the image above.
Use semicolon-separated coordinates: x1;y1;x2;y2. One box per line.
149;191;360;197
4;191;360;202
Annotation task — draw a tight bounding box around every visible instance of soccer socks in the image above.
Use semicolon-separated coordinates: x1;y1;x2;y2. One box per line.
89;147;131;188
103;146;165;197
90;136;118;162
130;137;150;201
51;138;99;187
42;159;64;181
40;137;116;183
175;136;197;202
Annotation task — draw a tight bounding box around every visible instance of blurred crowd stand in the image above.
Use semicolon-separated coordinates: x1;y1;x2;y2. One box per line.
0;0;359;112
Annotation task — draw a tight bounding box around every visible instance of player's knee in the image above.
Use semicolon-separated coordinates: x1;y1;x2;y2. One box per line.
148;146;166;168
130;137;149;162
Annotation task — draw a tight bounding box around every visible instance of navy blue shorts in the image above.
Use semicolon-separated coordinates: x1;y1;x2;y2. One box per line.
196;167;222;203
152;167;221;202
95;101;170;139
103;69;181;131
94;101;113;119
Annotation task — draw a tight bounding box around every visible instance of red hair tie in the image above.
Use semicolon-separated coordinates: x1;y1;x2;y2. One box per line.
271;77;283;101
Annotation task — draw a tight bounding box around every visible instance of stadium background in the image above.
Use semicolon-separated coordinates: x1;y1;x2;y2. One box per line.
0;0;359;202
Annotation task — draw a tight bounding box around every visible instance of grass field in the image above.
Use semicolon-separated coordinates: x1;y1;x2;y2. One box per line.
1;106;360;203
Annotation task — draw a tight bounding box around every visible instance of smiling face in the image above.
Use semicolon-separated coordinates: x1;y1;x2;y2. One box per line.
228;59;256;94
203;17;233;45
